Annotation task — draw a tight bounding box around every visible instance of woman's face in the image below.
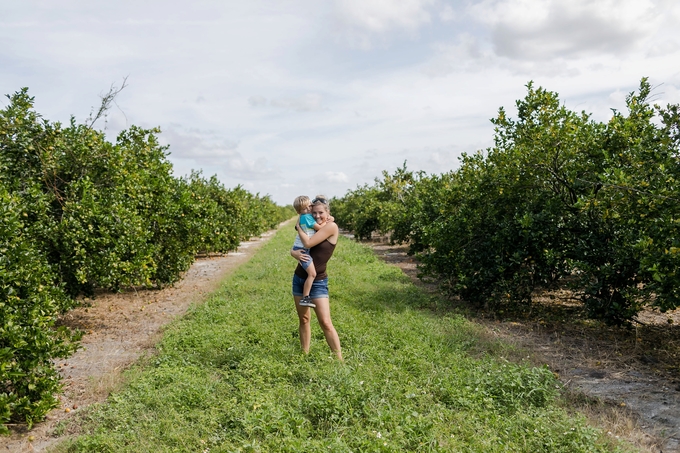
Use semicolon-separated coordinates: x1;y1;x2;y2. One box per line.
312;203;329;223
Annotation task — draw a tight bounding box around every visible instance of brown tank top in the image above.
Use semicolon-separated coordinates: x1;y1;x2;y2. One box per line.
295;239;336;281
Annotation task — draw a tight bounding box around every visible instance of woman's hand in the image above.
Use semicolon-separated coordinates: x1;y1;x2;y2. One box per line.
297;217;309;240
290;249;311;262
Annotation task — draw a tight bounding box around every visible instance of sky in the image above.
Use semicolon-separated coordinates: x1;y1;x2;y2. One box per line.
1;0;679;205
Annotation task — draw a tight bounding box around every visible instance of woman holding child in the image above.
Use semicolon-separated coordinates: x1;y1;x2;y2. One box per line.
291;195;342;361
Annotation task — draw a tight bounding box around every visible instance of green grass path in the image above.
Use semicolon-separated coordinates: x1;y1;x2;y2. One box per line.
56;227;624;452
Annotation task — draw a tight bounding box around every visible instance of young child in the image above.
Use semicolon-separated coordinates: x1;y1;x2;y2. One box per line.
292;195;328;308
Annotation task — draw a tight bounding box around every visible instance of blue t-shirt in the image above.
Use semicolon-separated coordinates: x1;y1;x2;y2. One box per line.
293;213;316;249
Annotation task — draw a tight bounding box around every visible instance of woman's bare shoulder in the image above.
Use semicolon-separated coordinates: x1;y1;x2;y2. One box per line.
326;222;339;243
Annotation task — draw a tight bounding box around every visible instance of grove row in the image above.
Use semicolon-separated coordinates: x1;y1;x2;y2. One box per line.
0;89;293;432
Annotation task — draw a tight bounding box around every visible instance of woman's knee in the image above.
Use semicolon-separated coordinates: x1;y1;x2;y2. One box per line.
317;317;334;332
298;311;311;324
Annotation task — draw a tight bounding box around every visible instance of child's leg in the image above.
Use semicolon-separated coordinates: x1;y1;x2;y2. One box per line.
303;262;317;297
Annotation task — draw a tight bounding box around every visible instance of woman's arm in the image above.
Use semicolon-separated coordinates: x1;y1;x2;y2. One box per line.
297;221;338;248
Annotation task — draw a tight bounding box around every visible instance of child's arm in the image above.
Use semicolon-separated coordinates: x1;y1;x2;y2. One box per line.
312;215;335;231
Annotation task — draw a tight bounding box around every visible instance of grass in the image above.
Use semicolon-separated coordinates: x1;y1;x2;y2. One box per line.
53;227;629;452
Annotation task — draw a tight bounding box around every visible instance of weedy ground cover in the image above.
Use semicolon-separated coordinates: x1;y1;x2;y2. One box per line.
54;227;629;452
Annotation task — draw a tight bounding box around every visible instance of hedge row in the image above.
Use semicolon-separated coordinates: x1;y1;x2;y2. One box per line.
0;89;293;431
333;78;680;326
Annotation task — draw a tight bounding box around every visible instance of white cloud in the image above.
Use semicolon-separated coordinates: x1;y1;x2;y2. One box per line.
270;94;326;112
336;0;435;32
325;171;348;182
333;0;438;48
470;0;659;60
439;5;456;22
423;34;491;76
647;39;680;57
424;34;584;78
423;0;680;79
248;95;267;107
160;125;277;181
161;125;238;159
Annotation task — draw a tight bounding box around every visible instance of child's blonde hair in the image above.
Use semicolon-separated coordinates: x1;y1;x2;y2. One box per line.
293;195;312;214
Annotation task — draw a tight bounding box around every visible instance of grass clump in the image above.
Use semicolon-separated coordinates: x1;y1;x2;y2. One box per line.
55;227;627;452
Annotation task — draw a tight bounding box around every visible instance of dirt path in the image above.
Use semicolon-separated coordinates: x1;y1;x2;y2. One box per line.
1;222;287;452
369;241;680;453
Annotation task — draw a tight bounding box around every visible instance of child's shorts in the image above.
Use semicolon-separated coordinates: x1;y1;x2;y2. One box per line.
292;245;313;270
292;275;329;298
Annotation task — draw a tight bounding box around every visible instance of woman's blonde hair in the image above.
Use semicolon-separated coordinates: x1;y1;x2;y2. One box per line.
311;195;330;213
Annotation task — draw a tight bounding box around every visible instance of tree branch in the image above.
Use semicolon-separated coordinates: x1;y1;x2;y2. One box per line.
86;76;128;129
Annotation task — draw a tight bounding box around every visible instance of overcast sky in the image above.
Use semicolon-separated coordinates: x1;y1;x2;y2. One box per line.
2;1;679;204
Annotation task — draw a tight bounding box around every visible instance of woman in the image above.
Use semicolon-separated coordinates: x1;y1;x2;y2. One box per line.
291;195;342;361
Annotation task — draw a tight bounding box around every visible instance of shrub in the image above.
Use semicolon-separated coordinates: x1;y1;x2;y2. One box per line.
0;188;80;432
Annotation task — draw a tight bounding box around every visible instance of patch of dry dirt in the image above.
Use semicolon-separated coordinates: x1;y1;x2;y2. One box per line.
368;239;680;453
0;224;284;452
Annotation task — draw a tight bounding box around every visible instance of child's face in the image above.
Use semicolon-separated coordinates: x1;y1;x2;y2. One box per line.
300;204;312;214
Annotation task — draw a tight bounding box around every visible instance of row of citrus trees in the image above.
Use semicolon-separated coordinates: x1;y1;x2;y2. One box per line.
333;78;679;326
0;89;293;432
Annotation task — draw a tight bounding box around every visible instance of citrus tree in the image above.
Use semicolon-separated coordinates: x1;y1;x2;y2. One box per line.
334;79;680;325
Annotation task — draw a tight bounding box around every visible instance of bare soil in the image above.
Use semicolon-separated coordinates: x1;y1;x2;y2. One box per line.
368;239;680;453
0;226;281;452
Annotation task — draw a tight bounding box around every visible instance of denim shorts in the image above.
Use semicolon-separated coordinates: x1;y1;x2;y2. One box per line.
292;246;312;270
292;274;329;298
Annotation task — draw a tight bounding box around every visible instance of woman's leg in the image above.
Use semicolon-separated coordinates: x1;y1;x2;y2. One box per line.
294;296;311;353
313;297;343;361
